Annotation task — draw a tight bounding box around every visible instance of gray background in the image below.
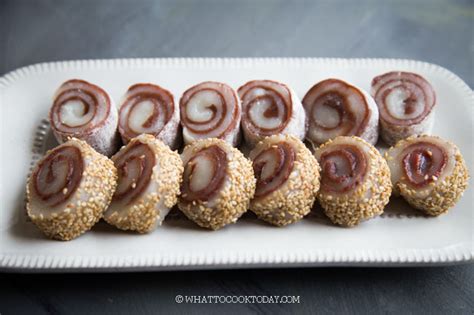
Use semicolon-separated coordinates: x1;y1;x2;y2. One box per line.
0;0;473;314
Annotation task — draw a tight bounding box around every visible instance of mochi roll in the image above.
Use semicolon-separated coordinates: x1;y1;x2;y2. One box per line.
104;134;183;233
384;135;469;216
314;136;391;227
118;83;180;149
249;135;320;226
237;80;306;147
26;138;117;241
302;79;379;147
49;79;120;156
180;81;241;146
178;138;255;230
371;71;436;145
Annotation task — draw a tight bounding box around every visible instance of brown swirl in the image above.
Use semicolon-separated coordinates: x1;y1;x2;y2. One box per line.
32;145;84;207
118;84;174;142
180;82;240;139
303;79;370;143
181;145;227;202
402;142;447;187
252;142;295;198
319;145;367;193
372;71;436;126
50;79;111;134
238;80;292;136
112;142;155;205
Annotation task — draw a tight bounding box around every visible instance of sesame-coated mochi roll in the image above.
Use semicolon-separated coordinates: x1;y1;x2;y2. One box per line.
180;81;241;146
384;135;469;216
303;79;379;147
118;83;181;150
26;138;117;241
178;138;256;230
237;80;306;147
49;79;120;156
104;134;183;233
371;71;436;145
249;135;320;226
314;136;391;227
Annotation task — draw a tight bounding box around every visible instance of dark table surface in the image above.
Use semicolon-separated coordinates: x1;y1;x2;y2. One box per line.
1;0;473;314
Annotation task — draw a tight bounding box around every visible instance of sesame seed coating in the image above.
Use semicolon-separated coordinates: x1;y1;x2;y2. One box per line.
26;138;117;241
178;138;256;230
249;134;321;226
385;135;469;216
315;136;392;227
104;134;183;233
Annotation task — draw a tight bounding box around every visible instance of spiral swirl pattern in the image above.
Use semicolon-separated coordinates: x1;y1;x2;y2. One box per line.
303;79;372;145
112;142;156;205
50;79;111;134
32;145;84;207
180;82;240;141
372;71;435;126
401;142;447;188
252;142;295;198
181;145;227;202
319;145;367;193
238;80;292;136
118;84;175;143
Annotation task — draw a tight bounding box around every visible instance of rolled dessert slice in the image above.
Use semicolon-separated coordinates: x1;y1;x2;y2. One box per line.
237;80;306;147
118;83;180;149
371;71;436;145
180;81;241;146
49;79;120;156
314;136;391;227
249;135;320;226
26;138;117;241
302;79;379;147
104;134;183;233
178;138;255;230
384;135;469;216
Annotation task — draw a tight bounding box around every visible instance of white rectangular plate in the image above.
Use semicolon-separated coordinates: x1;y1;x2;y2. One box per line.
0;58;472;271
